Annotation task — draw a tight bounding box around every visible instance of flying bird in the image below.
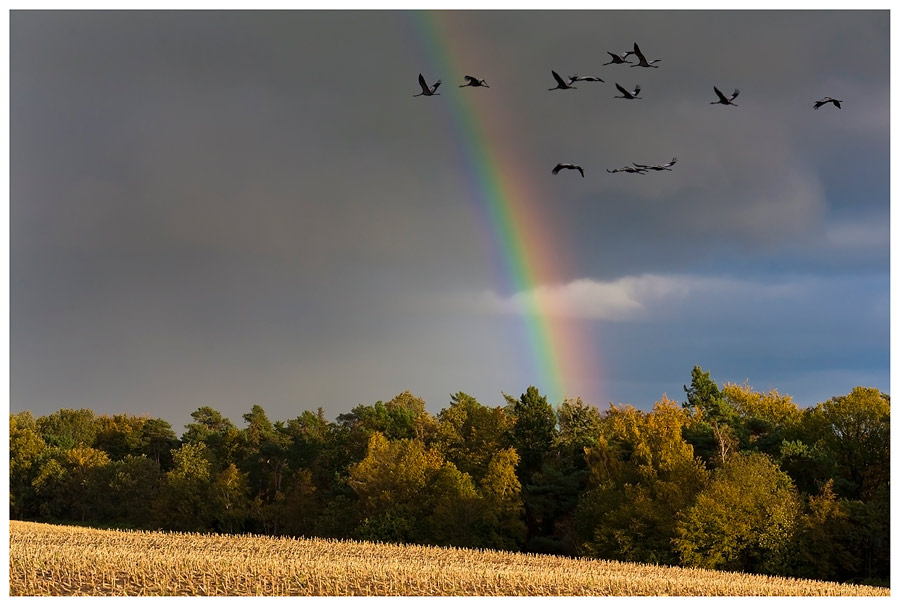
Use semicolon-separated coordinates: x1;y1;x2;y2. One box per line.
603;50;634;65
460;75;489;88
548;70;577;91
633;157;678;171
711;86;740;106
607;166;647;174
630;43;661;68
567;74;605;84
553;163;585;177
614;83;642;99
414;73;442;96
814;96;842;109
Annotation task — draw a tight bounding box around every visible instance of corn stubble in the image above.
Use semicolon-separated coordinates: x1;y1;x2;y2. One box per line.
10;521;889;596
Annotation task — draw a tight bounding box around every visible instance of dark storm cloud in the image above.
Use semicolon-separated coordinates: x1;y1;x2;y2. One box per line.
10;10;889;431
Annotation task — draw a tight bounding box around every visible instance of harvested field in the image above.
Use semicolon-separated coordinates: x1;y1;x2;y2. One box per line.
9;521;891;596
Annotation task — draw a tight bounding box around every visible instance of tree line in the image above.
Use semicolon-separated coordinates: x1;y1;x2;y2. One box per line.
9;367;890;585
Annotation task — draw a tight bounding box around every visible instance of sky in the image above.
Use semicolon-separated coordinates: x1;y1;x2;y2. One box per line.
8;8;892;435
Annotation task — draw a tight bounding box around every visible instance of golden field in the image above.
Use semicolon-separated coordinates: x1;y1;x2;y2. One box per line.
9;520;890;596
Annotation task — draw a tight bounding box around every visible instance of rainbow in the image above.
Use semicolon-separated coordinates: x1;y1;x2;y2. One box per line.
406;11;600;405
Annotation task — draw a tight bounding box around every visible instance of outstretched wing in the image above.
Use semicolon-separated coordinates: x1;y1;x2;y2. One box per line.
551;70;568;87
832;99;842;108
615;82;629;96
463;75;477;85
633;162;650;169
432;80;442;92
633;42;647;64
552;164;563;175
633;85;641;96
664;157;677;168
418;73;429;93
730;89;740;101
713;86;729;103
576;166;584;177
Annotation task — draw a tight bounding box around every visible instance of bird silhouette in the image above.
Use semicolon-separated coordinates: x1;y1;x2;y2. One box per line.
711;86;740;106
607;166;648;174
633;157;678;171
553;163;585;177
814;97;842;109
630;43;661;68
567;74;605;84
460;75;489;88
548;70;577;91
414;73;442;97
614;83;642;99
603;50;634;65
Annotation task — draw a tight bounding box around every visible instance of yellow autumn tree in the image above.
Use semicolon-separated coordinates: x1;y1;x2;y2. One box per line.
577;397;708;565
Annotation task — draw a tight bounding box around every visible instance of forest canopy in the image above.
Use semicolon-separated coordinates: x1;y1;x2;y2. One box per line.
9;367;890;585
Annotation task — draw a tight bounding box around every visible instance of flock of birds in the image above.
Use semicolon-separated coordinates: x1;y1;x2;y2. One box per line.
414;42;843;179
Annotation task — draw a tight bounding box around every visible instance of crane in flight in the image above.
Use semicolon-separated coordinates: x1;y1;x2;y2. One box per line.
607;166;648;174
552;163;585;177
548;70;577;90
460;75;489;88
414;73;442;96
630;43;661;68
633;157;678;171
603;50;634;65
567;74;605;84
614;83;642;99
711;86;740;106
813;96;842;109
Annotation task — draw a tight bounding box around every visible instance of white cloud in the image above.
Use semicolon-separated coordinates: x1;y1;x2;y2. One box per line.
469;273;802;321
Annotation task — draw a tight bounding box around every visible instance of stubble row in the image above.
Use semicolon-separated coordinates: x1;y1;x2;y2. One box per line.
10;521;890;596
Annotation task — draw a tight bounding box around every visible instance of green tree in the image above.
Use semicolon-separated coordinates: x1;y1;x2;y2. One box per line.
842;483;890;582
522;398;602;555
32;446;112;522
476;447;527;550
787;479;855;581
154;442;213;531
275;467;321;538
208;463;251;533
504;386;559;547
722;382;802;456
556;397;603;455
804;387;889;499
181;406;241;472
337;391;437;462
108;454;161;527
139;418;179;470
423;463;480;547
93;414;147;462
674;452;800;575
36;408;98;450
238;404;292;511
10;411;47;518
282;408;331;471
505;386;557;484
682;367;739;463
436;392;512;483
31;457;68;518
